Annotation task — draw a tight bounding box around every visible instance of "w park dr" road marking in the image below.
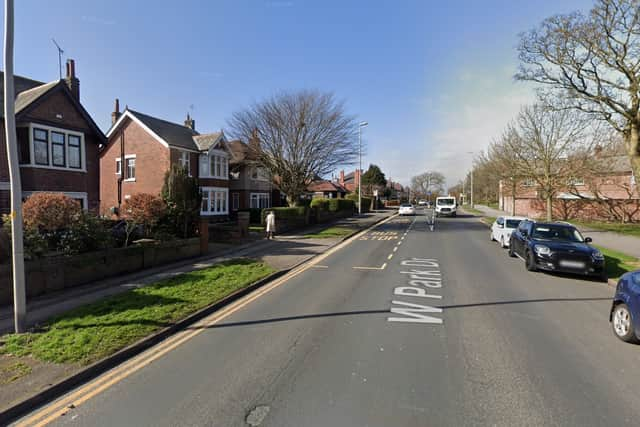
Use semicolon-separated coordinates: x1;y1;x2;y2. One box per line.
387;258;443;325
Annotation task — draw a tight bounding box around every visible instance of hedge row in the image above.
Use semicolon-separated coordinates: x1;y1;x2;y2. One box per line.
238;208;262;224
310;198;355;212
261;206;307;223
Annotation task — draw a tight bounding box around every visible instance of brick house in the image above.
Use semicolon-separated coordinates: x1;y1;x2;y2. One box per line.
226;139;273;212
100;105;232;220
307;180;348;199
499;155;639;221
338;169;361;193
0;59;105;212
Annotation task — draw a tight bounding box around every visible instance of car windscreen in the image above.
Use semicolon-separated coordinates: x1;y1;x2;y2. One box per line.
505;219;522;229
400;204;412;207
531;225;584;242
437;199;454;205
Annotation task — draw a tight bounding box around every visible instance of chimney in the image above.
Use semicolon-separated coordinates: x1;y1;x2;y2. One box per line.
65;59;80;101
184;113;195;131
111;98;121;125
248;127;261;156
339;170;345;186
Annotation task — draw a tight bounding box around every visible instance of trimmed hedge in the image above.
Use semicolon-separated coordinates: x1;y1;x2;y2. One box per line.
239;208;262;224
261;206;307;223
311;198;355;213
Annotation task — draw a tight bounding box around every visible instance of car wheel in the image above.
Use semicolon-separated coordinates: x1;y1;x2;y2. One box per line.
599;271;608;283
500;236;506;249
508;243;516;258
612;304;639;343
452;212;457;217
525;251;537;272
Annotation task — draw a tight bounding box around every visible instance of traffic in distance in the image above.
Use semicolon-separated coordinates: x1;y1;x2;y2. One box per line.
400;202;640;345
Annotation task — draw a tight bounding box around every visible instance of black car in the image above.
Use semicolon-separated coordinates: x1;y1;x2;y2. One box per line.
508;220;607;281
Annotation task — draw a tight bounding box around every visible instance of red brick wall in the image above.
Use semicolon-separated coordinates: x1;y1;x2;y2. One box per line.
100;117;170;214
0;86;102;212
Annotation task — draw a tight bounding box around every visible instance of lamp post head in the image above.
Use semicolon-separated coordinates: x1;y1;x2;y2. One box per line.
359;121;368;128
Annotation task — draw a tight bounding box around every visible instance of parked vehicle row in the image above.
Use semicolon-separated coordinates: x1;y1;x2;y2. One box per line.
490;215;640;345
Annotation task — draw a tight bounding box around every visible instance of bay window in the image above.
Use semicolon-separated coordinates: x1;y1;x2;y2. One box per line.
199;151;228;179
250;193;270;209
68;135;81;169
200;187;228;215
51;132;66;167
34;128;49;165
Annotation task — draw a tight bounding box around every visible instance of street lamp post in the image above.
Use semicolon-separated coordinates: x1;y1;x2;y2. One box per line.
358;121;368;215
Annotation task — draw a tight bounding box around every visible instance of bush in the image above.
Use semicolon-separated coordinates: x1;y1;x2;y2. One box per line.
297;198;313;208
23;193;82;232
123;193;166;237
238;208;263;224
261;206;307;223
328;198;354;212
310;199;330;211
58;212;114;255
161;164;201;238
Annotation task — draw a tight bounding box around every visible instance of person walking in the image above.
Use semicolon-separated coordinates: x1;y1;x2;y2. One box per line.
265;210;276;240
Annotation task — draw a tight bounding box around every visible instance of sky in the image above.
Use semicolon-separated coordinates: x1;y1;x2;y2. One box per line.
3;0;594;188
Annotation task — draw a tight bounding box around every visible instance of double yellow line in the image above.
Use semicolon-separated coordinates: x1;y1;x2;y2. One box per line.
16;214;398;427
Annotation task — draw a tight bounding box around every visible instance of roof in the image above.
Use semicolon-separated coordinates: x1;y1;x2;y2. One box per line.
308;180;347;193
596;155;632;173
0;72;46;117
193;132;223;151
15;81;59;115
127;109;199;150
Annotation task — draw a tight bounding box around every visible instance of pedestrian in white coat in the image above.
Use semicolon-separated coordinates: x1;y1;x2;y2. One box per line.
266;210;276;240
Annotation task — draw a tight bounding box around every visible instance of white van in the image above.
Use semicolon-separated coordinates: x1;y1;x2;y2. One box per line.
435;196;457;217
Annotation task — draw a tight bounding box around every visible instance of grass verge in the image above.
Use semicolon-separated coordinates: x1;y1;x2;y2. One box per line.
595;245;640;280
304;226;356;239
0;259;274;365
573;221;640;237
464;207;485;216
249;225;265;233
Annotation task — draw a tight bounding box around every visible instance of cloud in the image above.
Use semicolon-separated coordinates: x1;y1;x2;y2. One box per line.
385;62;536;188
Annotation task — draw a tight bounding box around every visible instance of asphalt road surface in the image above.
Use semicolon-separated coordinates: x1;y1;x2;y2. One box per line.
21;211;640;427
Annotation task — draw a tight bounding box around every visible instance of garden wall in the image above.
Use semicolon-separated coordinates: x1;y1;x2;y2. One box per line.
0;238;201;305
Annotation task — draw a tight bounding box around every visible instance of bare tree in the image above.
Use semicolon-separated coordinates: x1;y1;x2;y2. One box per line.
487;129;530;215
410;171;445;199
516;0;640;183
504;104;597;221
228;90;359;205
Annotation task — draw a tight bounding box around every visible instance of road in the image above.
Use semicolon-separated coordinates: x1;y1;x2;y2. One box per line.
18;211;640;427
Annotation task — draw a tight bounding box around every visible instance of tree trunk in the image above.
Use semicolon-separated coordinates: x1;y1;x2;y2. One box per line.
628;122;640;188
546;194;553;222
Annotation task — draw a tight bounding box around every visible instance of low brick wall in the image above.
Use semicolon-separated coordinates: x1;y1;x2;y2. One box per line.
0;238;201;305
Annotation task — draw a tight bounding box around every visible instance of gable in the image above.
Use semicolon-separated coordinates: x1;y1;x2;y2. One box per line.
17;83;106;144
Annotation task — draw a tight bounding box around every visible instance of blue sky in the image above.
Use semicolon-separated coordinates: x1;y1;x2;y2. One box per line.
4;0;593;186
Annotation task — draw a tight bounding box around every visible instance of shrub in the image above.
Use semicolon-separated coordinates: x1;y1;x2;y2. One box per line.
123;193;166;237
58;212;113;255
23;193;82;232
161;164;201;238
261;206;307;223
238;208;263;224
2;215;48;259
310;199;330;211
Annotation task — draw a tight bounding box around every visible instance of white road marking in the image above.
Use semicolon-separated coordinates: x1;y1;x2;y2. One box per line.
388;258;444;325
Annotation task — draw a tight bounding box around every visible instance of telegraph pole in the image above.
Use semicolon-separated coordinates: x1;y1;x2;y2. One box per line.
4;0;27;333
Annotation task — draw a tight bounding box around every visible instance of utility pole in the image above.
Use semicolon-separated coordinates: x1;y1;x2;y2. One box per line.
358;121;368;215
5;0;27;333
467;151;475;209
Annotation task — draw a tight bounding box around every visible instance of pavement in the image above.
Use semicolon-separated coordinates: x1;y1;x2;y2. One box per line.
0;211;391;334
15;209;640;427
473;204;640;258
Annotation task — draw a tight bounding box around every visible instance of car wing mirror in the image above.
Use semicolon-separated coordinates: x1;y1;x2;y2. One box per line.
585;237;593;243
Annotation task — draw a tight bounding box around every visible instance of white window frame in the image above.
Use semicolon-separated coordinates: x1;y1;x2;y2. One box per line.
115;154;136;181
250;166;270;182
22;123;86;172
199;149;229;179
250;192;270;209
200;186;228;215
522;178;536;187
22;191;88;211
568;177;585;186
179;151;191;174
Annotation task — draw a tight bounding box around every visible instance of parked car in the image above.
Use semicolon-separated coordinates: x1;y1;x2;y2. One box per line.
417;200;427;206
508;220;607;281
398;204;416;216
610;270;640;343
490;216;527;248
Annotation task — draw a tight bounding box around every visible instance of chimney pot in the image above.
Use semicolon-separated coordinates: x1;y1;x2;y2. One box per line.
184;113;195;131
111;98;121;125
65;59;80;101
